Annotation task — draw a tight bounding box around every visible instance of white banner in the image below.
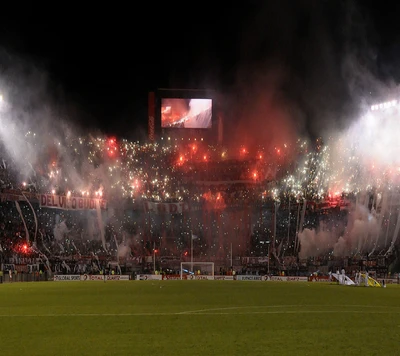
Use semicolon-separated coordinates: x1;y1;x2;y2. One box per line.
53;275;81;281
40;194;107;210
236;275;263;281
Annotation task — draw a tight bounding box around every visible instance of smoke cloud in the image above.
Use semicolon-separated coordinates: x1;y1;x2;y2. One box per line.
298;226;336;259
219;1;400;260
0;2;399;262
222;1;384;152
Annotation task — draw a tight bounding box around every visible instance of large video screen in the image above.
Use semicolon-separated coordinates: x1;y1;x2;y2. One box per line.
161;98;212;129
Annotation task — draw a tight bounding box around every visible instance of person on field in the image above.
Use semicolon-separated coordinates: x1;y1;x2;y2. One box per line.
341;268;346;285
336;269;340;284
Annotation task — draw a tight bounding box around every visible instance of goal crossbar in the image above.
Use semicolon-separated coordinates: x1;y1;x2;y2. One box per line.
180;262;214;280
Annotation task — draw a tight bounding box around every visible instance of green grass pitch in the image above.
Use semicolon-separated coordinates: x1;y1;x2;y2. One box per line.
0;280;398;355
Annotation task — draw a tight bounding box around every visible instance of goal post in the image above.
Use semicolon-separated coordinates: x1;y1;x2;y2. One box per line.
180;262;214;280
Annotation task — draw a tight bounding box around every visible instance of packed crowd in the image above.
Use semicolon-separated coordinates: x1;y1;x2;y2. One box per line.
0;134;393;276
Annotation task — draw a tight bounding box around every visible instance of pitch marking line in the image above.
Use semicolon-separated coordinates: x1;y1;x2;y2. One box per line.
0;311;398;317
177;305;301;314
177;304;400;314
0;305;398;317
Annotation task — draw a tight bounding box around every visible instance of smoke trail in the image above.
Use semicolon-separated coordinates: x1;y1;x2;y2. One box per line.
39;231;52;256
96;200;107;252
368;191;387;256
113;234;119;259
296;199;307;254
41;253;52;275
387;209;400;255
294;202;301;253
15;201;29;242
91;252;101;272
384;193;394;247
71;240;81;256
31;243;52;275
61;260;71;273
280;197;291;258
22;192;38;244
58;243;65;253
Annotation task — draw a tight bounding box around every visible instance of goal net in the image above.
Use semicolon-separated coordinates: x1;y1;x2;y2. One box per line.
180;262;214;280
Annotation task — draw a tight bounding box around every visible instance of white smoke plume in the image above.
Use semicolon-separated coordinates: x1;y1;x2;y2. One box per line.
327;105;400;194
333;202;380;257
117;243;131;259
184;99;212;129
0;49;123;202
53;220;69;241
298;196;386;258
298;224;337;259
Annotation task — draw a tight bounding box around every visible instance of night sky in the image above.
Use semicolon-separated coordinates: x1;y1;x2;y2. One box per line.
0;1;399;140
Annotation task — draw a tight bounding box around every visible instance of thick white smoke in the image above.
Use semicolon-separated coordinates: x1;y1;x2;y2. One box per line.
188;99;211;116
295;101;400;258
298;223;337;259
117;232;141;258
333;202;380;256
298;195;385;258
117;244;131;258
53;220;69;241
184;99;212;128
328;105;400;193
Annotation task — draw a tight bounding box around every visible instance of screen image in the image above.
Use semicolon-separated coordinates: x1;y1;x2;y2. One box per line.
161;98;212;129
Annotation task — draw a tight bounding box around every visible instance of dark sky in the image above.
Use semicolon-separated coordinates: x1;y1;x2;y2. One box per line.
0;1;399;139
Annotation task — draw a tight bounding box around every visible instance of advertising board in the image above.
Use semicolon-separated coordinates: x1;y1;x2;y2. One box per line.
236;275;263;281
186;275;215;280
214;276;234;280
136;274;163;281
53;275;81;281
265;276;308;282
53;274;130;281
